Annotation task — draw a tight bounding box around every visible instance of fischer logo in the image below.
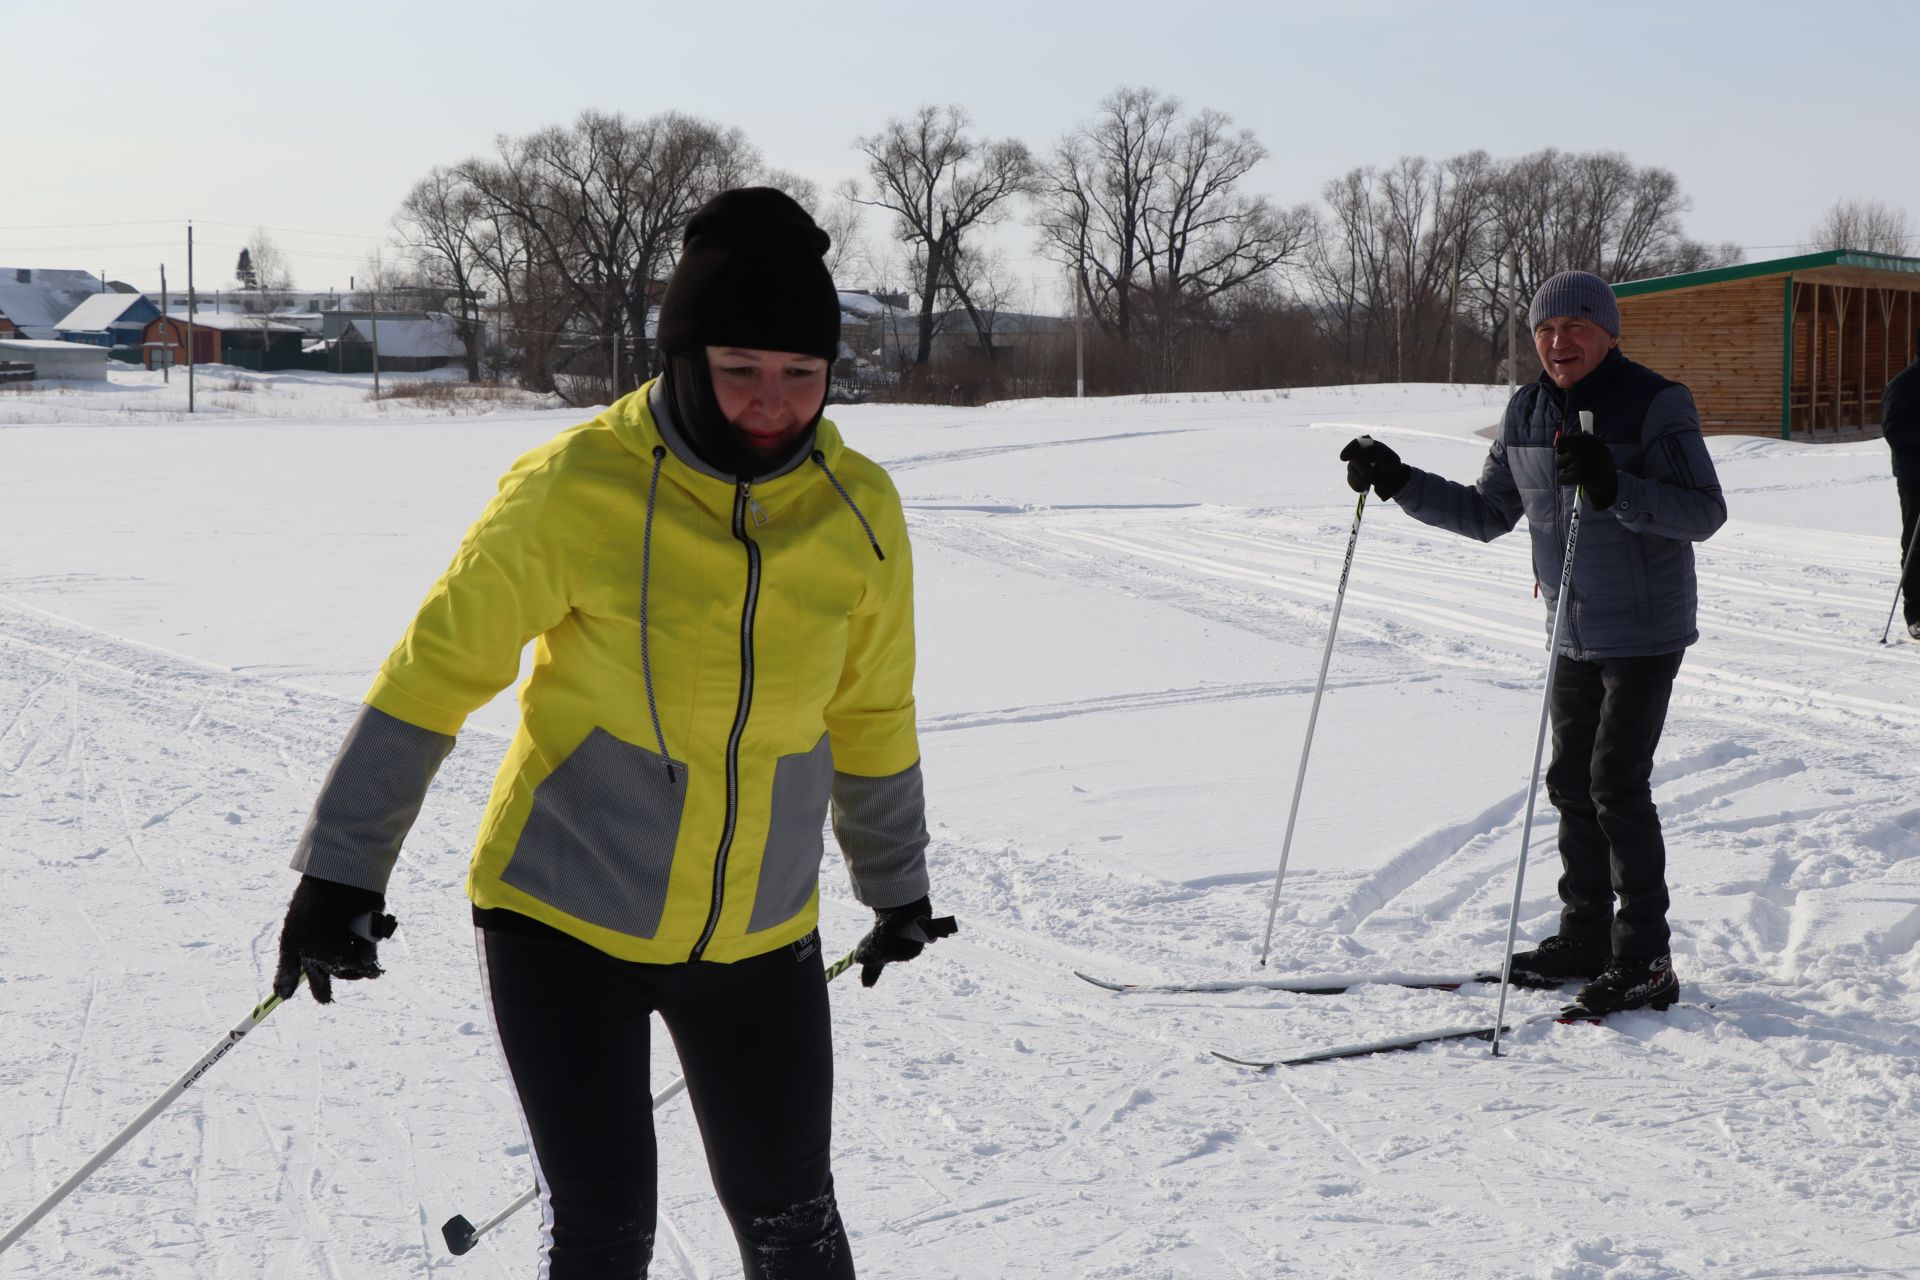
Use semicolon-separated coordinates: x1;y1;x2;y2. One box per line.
182;1029;247;1091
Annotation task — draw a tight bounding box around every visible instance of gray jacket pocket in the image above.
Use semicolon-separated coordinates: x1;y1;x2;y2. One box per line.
501;727;685;939
748;734;833;933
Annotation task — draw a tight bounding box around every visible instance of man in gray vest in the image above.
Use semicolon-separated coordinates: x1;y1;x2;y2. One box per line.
1339;270;1727;1015
1883;331;1920;639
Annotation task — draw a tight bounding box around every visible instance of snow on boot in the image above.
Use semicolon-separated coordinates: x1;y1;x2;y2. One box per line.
1508;934;1609;986
1908;620;1920;640
1568;954;1678;1016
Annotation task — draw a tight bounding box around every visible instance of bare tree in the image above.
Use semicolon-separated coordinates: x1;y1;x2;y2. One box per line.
243;229;295;366
394;166;491;379
1307;148;1734;384
247;230;293;300
1811;198;1914;254
1303;153;1492;382
1035;87;1312;389
852;105;1036;368
759;169;872;285
442;110;756;399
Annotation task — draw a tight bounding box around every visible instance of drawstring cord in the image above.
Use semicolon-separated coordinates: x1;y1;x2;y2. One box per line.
641;446;676;783
810;451;886;561
637;445;883;786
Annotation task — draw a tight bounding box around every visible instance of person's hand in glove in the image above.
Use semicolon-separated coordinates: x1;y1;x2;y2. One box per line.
272;874;398;1004
1554;431;1618;507
1338;436;1410;500
854;895;958;987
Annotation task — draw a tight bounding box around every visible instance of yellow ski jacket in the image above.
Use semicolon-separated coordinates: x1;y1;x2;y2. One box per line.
293;381;930;964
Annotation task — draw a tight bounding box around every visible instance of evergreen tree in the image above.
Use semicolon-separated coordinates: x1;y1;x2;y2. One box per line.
235;247;258;290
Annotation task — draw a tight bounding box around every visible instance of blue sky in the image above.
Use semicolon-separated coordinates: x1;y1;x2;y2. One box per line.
4;0;1916;305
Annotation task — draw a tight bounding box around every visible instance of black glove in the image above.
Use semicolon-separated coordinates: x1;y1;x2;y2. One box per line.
272;874;397;1004
853;895;959;988
1338;436;1409;500
1554;431;1618;507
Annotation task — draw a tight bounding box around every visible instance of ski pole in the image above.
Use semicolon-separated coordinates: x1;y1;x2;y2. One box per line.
1878;521;1916;644
1489;410;1592;1057
441;946;860;1257
0;990;288;1256
1260;484;1369;965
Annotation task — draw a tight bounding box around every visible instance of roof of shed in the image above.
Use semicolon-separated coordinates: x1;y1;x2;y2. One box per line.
55;293;155;331
157;310;307;334
337;314;465;359
1615;250;1920;299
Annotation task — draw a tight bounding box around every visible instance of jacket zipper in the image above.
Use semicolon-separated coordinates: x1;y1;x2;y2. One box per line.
690;479;762;960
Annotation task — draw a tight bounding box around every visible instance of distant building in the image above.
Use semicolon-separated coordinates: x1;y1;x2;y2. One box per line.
1614;249;1920;439
53;293;162;349
0;267;110;340
334;314;470;372
0;337;109;381
140;311;307;371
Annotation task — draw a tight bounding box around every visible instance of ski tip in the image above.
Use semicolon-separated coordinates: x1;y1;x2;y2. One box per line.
1208;1050;1276;1072
442;1214;479;1256
1072;970;1133;992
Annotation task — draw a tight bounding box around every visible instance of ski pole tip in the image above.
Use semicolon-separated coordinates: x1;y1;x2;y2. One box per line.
442;1214;478;1256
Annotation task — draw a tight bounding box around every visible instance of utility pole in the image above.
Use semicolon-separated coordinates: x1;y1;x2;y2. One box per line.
187;222;197;414
1073;268;1085;399
369;269;381;396
1506;247;1518;395
159;265;169;384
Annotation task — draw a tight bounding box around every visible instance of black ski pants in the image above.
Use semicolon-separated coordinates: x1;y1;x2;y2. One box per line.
1895;460;1920;625
1544;650;1684;961
478;915;854;1280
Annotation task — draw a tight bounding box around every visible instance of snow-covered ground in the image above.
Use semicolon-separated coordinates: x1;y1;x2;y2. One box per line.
2;373;1917;1279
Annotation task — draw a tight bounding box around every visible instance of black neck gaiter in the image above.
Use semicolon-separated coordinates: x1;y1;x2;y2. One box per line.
663;353;821;481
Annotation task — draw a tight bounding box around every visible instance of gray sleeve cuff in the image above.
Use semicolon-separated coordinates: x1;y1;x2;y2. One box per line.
831;761;931;908
290;704;456;894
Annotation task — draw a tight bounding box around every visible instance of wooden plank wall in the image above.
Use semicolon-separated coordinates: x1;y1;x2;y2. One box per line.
1616;279;1779;436
1620;273;1920;438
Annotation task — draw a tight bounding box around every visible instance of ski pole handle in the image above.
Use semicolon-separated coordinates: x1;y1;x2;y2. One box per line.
0;991;287;1256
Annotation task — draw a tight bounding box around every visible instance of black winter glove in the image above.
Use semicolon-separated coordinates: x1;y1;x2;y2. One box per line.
272;874;397;1004
1338;436;1410;500
1554;431;1618;507
853;895;959;988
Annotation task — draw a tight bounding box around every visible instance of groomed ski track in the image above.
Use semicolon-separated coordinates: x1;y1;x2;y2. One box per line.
3;388;1920;1278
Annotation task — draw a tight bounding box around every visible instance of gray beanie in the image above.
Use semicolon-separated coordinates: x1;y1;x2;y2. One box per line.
1528;270;1619;336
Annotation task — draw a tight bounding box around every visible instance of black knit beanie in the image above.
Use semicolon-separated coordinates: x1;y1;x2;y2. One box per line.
655;188;839;478
656;187;840;361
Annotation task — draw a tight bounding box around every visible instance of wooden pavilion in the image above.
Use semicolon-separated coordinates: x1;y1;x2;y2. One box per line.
1611;250;1920;440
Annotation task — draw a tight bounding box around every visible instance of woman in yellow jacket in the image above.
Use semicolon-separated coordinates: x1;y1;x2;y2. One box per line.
270;188;954;1278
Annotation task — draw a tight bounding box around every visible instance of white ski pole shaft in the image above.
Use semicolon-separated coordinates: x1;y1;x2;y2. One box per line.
442;947;858;1256
1879;526;1916;643
1260;487;1368;965
1490;409;1592;1056
0;991;287;1256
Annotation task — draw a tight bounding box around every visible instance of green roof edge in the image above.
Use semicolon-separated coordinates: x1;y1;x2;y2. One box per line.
1613;249;1920;298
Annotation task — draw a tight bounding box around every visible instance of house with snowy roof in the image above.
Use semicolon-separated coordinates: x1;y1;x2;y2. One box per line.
139;310;307;371
53;292;162;349
0;268;116;340
334;314;471;372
